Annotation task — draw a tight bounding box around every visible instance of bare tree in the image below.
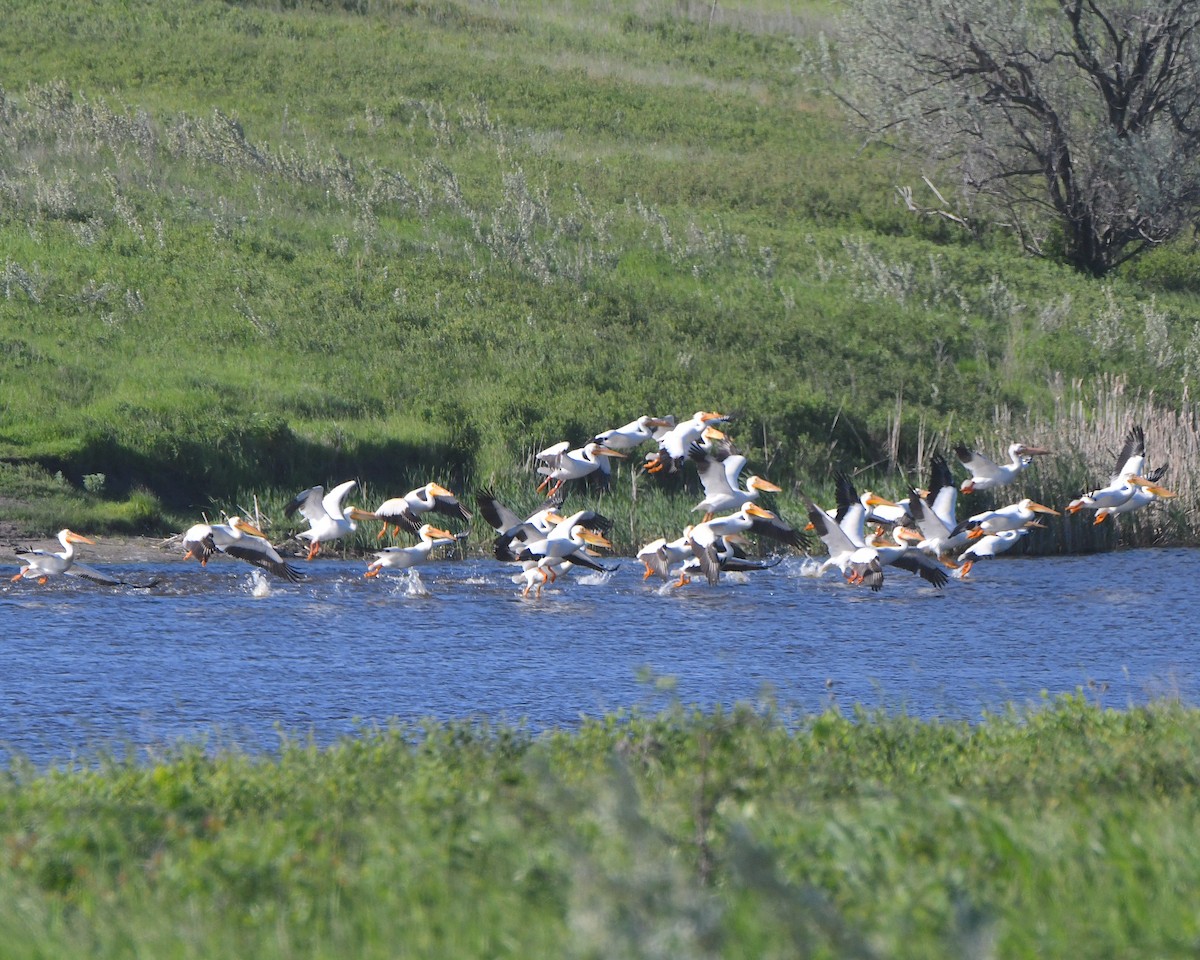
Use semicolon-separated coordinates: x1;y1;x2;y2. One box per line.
835;0;1200;276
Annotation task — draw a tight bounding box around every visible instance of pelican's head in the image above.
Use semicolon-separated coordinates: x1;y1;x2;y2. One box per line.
1065;497;1085;514
863;491;897;508
231;517;269;538
347;507;377;522
1130;475;1176;498
960;479;977;494
587;443;627;459
743;503;776;520
418;524;458;542
574;527;612;550
748;476;782;493
1022;499;1060;516
1012;443;1051;457
428;482;456;498
61;529;95;546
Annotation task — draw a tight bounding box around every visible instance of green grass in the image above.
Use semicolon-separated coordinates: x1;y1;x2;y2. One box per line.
1;0;1198;550
2;695;1199;958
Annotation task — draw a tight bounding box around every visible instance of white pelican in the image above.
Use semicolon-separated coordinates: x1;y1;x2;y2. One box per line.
643;411;729;474
1093;465;1174;524
804;475;948;590
954;498;1060;538
372;482;472;538
686;503;806;586
515;510;615;597
592;415;676;451
478;487;577;560
535;441;626;495
10;529;144;587
182;516;305;582
906;488;971;566
636;526;695;581
1066;426;1174;519
957;526;1036;578
284;480;374;560
365;524;459;578
673;533;781;587
955;442;1051;494
687;438;782;521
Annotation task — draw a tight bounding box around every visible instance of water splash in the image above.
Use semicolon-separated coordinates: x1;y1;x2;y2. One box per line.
249;570;271;598
402;570;431;598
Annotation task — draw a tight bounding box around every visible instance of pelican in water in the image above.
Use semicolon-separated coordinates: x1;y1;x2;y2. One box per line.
954;498;1060;538
803;474;948;591
181;516;305;582
643;411;729;474
284;480;374;560
535;441;626;495
637;526;695;581
514;509;615;597
372;482;472;538
688;438;781;521
956;441;1051;493
478;486;572;561
672;533;781;587
685;503;806;586
365;524;460;578
10;529;150;587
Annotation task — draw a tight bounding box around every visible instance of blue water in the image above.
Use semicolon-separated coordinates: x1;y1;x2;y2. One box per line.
1;549;1194;765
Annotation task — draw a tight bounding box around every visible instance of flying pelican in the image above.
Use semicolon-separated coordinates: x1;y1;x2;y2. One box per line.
1066;425;1174;519
957;526;1037;579
364;524;460;578
181;516;305;582
686;503;807;586
1093;465;1174;524
284;480;374;560
372;482;472;538
954;498;1060;538
643;411;729;474
688;438;781;521
535;441;626;495
478;486;572;561
592;415;676;451
10;529;149;587
515;510;615;597
955;441;1051;493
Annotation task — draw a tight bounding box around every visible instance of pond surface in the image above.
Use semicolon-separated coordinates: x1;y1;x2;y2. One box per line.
1;548;1193;765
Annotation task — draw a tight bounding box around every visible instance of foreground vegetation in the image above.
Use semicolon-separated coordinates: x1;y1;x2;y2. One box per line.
0;0;1197;550
1;695;1197;958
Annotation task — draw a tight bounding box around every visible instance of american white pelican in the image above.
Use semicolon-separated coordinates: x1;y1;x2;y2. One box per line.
958;525;1039;578
906;488;971;566
673;533;781;587
643;411;729;474
592;415;676;451
955;442;1051;493
804;475;948;590
535;441;626;495
182;516;304;582
1093;465;1174;524
372;482;472;538
636;526;695;581
687;438;781;521
1066;426;1174;519
478;486;576;560
515;509;615;597
954;498;1060;538
10;529;145;587
284;480;374;560
364;524;459;578
686;503;806;586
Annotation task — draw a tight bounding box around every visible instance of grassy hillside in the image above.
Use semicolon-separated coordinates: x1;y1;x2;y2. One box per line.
1;0;1198;545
